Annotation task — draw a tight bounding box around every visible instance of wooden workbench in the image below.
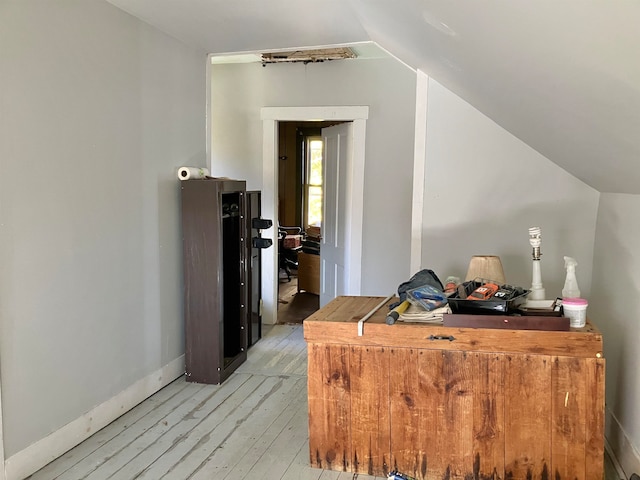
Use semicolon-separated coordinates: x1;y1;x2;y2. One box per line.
304;296;605;480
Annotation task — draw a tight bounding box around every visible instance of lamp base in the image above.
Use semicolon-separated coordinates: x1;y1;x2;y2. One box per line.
525;299;555;309
528;287;546;301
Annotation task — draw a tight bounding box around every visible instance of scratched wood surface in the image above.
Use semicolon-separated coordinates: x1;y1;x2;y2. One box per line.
307;343;352;472
305;296;608;480
504;354;552;479
304;296;604;359
426;350;475;479
389;348;425;477
388;350;504;480
471;352;505;479
552;356;587;479
438;351;475;478
349;345;390;476
586;357;606;477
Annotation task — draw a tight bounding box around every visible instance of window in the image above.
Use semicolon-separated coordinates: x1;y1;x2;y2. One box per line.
304;137;323;229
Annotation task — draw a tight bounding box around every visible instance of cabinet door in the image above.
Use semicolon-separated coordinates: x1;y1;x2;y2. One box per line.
182;179;224;384
218;187;248;383
182;179;248;385
246;191;262;347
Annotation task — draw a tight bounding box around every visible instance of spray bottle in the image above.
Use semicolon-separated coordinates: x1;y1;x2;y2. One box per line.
562;256;580;298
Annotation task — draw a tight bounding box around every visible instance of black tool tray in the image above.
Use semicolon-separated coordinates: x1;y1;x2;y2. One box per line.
447;279;529;315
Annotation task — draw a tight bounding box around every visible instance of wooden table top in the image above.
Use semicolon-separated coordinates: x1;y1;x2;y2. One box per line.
304;296;604;359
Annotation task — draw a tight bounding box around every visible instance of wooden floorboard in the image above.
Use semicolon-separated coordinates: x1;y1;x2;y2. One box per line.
192;377;306;479
28;324;620;480
124;374;253;479
27;325;384;480
29;380;191;480
277;275;320;325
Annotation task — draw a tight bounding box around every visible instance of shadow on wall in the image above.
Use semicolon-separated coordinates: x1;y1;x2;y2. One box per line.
420;197;596;302
589;203;640;476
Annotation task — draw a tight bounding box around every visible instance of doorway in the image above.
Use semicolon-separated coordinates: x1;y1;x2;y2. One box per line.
276;121;353;323
260;106;369;325
276;122;327;324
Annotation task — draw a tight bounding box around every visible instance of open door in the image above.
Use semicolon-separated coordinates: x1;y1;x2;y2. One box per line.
261;106;368;325
320;122;353;307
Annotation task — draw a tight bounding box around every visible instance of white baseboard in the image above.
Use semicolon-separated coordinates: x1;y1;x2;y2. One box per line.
0;375;5;480
606;406;640;478
4;355;184;480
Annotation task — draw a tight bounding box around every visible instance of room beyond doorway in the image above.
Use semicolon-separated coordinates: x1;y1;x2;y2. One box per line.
277;121;339;229
260;106;369;326
276;121;337;325
277;275;319;324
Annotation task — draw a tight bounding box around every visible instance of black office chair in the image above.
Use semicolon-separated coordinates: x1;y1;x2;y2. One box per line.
278;225;302;282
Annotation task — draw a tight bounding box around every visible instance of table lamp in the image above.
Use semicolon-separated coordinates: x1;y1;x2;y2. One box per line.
465;255;506;284
528;226;546;300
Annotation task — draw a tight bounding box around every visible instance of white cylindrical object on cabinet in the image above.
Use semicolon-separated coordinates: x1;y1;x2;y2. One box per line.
178;166;209;180
563;298;588;328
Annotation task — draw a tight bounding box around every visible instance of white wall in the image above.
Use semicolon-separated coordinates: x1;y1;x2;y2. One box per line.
0;0;205;468
422;79;600;298
210;58;417;295
591;193;640;476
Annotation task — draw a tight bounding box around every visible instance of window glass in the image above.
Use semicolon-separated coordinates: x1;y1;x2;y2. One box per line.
305;138;323;228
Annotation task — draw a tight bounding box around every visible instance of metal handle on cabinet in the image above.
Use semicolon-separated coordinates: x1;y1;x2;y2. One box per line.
252;218;273;230
252;237;273;249
428;335;456;342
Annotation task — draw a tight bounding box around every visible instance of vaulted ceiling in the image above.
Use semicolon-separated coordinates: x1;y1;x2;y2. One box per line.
107;0;640;194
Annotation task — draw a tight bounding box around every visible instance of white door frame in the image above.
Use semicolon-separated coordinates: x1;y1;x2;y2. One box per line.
260;106;369;325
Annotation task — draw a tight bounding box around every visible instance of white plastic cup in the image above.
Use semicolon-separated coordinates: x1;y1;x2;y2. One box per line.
563;298;588;328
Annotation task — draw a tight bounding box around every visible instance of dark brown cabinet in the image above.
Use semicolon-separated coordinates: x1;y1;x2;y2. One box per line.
181;178;248;384
246;191;264;347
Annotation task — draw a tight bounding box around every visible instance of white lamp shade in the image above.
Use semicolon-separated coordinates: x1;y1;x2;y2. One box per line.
465;255;506;284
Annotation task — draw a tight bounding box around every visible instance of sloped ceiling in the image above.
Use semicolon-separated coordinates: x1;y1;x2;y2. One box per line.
106;0;640;194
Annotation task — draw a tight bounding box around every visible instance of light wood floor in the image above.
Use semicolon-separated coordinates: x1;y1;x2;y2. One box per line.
29;324;623;480
28;325;384;480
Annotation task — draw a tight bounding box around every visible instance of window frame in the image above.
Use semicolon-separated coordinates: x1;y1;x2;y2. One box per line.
302;135;323;230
